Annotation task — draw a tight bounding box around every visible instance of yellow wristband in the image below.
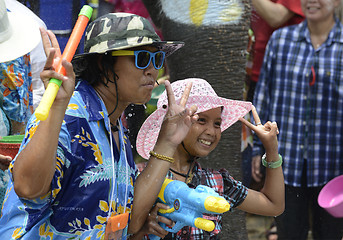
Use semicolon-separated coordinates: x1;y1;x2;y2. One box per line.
149;150;175;163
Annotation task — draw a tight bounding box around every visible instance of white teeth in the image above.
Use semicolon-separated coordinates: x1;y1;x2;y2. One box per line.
199;139;211;146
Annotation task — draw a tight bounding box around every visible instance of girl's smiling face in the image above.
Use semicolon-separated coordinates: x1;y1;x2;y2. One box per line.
182;107;222;157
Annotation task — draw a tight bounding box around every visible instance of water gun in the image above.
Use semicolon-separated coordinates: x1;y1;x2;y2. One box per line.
34;5;93;121
149;178;230;240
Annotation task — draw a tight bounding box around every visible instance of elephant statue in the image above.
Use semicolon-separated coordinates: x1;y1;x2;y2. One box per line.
142;0;251;239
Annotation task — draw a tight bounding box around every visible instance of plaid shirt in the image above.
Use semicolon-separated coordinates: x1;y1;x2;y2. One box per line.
137;161;248;239
253;19;343;187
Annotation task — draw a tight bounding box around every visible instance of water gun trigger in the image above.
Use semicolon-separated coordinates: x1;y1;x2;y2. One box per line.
169;221;185;233
158;207;175;214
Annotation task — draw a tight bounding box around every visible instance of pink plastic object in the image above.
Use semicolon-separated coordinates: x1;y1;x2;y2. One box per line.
318;175;343;218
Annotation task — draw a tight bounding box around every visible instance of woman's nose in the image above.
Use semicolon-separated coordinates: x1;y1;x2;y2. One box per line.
144;61;159;76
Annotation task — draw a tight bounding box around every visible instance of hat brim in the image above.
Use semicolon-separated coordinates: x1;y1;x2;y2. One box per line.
0;11;41;63
136;96;252;160
73;40;185;61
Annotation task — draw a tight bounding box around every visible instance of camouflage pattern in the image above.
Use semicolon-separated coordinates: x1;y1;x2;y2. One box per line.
81;12;184;57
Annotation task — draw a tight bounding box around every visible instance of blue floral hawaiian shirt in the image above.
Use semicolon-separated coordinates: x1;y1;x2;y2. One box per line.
0;55;33;215
0;80;137;239
0;54;33;124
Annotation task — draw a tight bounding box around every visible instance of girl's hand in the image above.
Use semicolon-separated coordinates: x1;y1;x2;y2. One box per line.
158;80;198;148
240;106;279;154
146;203;173;238
132;203;173;239
39;28;75;107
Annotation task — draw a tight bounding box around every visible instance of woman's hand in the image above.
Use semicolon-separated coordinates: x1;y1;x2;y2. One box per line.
157;80;198;149
39;28;75;107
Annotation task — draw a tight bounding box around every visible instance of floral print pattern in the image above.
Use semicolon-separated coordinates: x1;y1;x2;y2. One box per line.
0;81;136;239
0;54;33;123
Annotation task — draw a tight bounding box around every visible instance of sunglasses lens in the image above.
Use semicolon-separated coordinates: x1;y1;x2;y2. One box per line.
136;51;151;68
154;52;164;69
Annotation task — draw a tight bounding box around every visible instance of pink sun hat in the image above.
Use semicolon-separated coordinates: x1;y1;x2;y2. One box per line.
136;78;252;160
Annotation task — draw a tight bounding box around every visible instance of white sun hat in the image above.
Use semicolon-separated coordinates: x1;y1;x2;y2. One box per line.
0;0;41;63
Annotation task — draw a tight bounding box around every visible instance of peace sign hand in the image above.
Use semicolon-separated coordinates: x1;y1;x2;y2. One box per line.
240;106;279;155
39;28;75;107
157;80;198;149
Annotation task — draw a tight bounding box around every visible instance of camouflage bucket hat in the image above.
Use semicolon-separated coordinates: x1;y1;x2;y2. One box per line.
74;12;184;59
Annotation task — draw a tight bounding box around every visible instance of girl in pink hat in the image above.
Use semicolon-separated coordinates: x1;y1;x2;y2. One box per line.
135;78;284;239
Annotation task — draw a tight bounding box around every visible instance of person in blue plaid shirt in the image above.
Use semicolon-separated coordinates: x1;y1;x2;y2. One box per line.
252;0;343;239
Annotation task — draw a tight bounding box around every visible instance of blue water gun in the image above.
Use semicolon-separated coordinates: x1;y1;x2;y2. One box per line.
149;178;230;240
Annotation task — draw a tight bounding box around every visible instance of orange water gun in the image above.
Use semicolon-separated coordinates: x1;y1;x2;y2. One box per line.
34;5;93;121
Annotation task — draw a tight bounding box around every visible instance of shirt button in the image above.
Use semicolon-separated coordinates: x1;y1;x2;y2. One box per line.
303;121;306;125
304;96;307;100
300;145;304;149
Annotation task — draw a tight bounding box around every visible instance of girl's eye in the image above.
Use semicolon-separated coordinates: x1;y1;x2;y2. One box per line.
197;118;206;124
215;121;222;128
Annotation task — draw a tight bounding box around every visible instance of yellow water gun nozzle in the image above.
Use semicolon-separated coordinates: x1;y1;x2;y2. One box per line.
204;196;230;213
194;217;216;232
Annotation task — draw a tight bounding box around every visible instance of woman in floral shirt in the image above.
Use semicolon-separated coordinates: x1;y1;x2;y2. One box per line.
0;13;198;240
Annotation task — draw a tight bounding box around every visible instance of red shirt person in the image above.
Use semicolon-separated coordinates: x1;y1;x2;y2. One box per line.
251;0;305;83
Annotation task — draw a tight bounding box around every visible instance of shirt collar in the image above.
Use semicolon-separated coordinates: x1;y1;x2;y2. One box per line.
75;80;107;122
75;80;130;135
296;18;343;45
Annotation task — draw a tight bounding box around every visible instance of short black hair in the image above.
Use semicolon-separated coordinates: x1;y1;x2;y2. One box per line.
72;53;118;87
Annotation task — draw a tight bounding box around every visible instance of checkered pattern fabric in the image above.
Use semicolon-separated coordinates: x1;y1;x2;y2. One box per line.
136;161;248;239
253;19;343;187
